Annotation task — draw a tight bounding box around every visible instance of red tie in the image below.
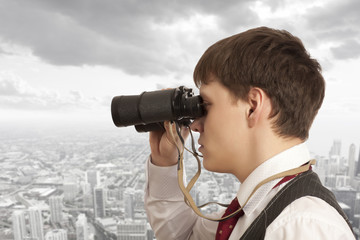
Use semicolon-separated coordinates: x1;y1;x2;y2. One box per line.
215;197;244;240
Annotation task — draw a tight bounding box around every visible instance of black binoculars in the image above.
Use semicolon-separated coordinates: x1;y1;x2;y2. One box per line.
111;86;205;132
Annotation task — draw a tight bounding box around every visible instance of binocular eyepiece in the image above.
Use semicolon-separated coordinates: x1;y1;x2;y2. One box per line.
111;86;205;132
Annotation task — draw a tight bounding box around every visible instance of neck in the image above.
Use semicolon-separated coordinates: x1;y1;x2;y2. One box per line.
234;134;303;183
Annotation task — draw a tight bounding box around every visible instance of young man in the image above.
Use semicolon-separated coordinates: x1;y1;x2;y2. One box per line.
145;27;355;239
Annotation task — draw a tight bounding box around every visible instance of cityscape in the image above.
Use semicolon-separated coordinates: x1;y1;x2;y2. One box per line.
1;0;360;239
0;125;359;240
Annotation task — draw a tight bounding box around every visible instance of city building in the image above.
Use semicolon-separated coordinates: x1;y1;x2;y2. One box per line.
28;207;44;240
45;229;67;240
353;148;360;191
329;155;341;176
81;182;93;207
94;187;106;218
3;130;360;239
63;182;78;202
333;189;357;225
335;175;350;189
86;170;100;191
49;195;63;224
124;188;134;219
329;139;342;157
146;223;155;240
117;219;147;240
76;214;88;240
12;210;26;240
356;148;360;177
349;144;356;183
81;182;92;195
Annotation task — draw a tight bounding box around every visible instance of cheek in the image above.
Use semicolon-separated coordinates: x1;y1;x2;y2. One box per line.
211;112;245;151
202;129;242;172
205;114;241;150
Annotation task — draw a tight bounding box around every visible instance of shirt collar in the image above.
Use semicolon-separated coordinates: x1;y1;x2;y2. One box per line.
236;142;311;216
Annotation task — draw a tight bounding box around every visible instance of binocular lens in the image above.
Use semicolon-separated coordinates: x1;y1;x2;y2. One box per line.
111;86;204;132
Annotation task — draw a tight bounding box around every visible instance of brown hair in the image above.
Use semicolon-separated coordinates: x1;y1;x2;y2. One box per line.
194;26;325;140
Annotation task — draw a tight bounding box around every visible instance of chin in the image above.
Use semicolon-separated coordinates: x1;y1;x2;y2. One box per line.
203;158;229;174
202;158;218;172
202;157;210;170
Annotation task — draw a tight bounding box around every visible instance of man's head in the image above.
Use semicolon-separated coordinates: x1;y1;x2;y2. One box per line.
193;26;325;141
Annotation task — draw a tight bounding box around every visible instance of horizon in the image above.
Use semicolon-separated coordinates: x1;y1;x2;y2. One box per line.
0;118;358;160
1;0;360;159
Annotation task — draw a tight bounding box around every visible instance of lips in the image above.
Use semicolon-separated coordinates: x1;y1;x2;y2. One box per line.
199;145;204;150
198;140;204;152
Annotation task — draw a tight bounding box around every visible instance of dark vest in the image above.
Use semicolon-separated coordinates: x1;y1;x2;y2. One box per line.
240;170;355;240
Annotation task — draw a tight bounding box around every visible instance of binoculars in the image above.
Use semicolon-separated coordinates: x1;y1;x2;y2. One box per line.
111;86;205;132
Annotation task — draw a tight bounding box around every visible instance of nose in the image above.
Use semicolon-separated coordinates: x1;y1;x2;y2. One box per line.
190;117;204;133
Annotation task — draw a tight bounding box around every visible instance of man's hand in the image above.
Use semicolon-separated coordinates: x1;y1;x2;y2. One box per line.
149;121;190;166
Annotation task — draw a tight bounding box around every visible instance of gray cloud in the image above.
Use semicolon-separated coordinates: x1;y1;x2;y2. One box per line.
3;0;358;77
0;73;34;97
331;39;360;60
261;0;286;12
0;0;259;76
0;73;103;110
0;46;7;55
304;0;360;58
306;0;360;32
0;77;22;96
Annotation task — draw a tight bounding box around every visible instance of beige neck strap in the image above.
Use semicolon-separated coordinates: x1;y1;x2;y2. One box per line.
168;123;316;222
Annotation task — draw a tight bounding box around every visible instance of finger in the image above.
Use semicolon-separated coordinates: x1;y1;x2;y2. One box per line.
149;126;166;153
163;121;177;146
149;131;161;145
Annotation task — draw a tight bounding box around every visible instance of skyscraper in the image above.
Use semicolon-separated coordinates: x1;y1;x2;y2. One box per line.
45;229;67;240
124;188;134;219
63;182;78;202
117;219;147;240
28;207;44;240
86;170;100;191
49;195;63;224
348;144;356;183
356;146;360;177
94;187;106;218
81;182;93;207
76;214;88;240
329;140;341;157
12;210;26;240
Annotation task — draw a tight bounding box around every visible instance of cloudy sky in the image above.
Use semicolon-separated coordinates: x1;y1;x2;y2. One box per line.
1;0;360;156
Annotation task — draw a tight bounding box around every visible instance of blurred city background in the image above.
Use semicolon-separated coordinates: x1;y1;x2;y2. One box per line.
1;0;360;239
0;123;359;239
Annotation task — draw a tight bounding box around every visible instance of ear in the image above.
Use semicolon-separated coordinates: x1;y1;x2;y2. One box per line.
246;87;267;128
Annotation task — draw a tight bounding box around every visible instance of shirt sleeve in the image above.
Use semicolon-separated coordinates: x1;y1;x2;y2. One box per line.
264;196;356;240
144;157;219;240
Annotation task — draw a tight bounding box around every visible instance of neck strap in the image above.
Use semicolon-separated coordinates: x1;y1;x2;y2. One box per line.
168;123;316;222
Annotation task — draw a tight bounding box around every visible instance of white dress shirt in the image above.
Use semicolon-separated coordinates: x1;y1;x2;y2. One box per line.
145;143;355;240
